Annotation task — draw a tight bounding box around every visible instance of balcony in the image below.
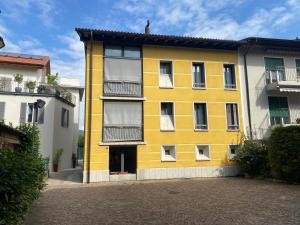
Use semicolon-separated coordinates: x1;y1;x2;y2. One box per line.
0;77;76;105
103;80;141;97
265;66;300;92
103;125;143;142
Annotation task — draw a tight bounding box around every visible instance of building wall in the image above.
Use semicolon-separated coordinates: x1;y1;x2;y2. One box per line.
84;42;244;182
239;49;300;139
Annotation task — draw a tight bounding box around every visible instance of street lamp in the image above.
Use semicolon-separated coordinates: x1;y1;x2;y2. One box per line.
0;36;4;49
32;99;45;152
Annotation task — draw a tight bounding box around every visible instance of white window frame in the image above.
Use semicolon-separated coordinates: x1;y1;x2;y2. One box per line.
159;60;174;88
195;144;210;161
161;145;176;162
223;63;237;90
193;102;208;131
160;101;176;131
225;102;240;131
228;144;238;160
192;61;206;89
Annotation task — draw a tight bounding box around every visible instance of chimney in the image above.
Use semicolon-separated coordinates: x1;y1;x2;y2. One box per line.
145;20;150;34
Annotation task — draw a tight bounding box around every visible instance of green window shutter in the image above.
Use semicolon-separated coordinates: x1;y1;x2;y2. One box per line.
265;58;284;70
296;59;300;68
268;97;289;117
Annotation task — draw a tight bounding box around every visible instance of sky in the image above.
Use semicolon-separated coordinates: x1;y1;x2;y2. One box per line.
0;0;300;130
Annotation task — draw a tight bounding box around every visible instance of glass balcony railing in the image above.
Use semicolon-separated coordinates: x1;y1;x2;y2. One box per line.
0;77;76;105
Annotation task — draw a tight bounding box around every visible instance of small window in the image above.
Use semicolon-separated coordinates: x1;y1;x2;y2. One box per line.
124;47;140;58
27;103;38;123
192;63;205;88
228;145;238;160
0;102;5;121
61;108;69;128
160;102;175;130
226;103;239;130
104;45;122;57
194;103;208;130
195;145;210;161
224;64;236;89
159;61;173;88
161;145;176;161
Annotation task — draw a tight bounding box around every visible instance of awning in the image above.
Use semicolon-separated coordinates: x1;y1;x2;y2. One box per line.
280;87;300;92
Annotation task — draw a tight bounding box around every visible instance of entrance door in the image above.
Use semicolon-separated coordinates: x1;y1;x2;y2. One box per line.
109;146;137;174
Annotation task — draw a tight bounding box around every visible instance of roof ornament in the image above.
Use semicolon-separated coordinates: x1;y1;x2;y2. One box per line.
145;20;150;34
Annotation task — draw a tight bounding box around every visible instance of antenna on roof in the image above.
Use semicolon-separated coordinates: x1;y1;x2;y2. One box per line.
145;20;150;34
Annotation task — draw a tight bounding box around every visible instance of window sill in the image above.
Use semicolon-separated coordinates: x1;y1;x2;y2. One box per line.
227;129;240;132
160;129;175;132
196;158;210;161
224;88;238;91
194;129;208;132
159;86;174;89
161;159;176;162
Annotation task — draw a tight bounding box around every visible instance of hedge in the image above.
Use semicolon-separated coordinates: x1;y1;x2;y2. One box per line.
268;126;300;183
0;124;45;225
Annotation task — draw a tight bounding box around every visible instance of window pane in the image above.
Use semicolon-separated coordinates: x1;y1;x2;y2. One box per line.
224;64;236;88
194;103;207;129
27;104;33;122
161;103;173;115
193;63;205;88
105;45;122;57
0;102;5;120
124;47;140;58
226;103;239;129
160;62;172;75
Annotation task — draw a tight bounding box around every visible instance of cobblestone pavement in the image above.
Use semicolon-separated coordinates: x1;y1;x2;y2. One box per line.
24;178;300;225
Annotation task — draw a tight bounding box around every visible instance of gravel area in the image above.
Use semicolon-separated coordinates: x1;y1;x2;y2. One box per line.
24;178;300;225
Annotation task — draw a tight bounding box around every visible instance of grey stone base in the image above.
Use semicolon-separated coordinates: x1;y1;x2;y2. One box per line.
83;170;109;183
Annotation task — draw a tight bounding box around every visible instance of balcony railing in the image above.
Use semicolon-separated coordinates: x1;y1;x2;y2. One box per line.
103;125;143;142
0;77;76;105
266;66;300;84
103;81;141;97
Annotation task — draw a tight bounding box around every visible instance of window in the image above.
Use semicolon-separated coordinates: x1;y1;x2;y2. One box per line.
223;64;236;89
265;57;285;83
27;103;37;123
27;103;44;124
159;61;173;88
268;96;290;126
228;145;238;160
226;103;239;130
192;63;205;88
296;59;300;81
61;108;69;128
0;102;5;121
104;45;141;58
160;102;175;130
194;103;208;130
20;103;27;124
161;145;176;161
195;145;210;161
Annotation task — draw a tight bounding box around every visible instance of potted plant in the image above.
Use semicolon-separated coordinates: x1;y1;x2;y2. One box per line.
65;92;73;102
14;74;23;92
37;84;47;93
0;78;5;91
53;148;64;172
296;118;300;124
46;73;58;94
25;81;36;93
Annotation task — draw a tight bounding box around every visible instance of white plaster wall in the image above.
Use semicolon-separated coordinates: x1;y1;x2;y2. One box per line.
239;49;300;139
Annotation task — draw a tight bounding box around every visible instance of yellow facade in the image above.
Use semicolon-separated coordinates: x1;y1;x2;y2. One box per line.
83;42;243;181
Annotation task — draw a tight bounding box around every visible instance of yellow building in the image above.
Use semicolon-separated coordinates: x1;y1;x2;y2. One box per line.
76;28;243;182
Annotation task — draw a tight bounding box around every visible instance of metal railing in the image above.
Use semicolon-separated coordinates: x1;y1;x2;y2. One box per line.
265;66;300;84
103;125;143;142
0;78;76;104
103;80;142;97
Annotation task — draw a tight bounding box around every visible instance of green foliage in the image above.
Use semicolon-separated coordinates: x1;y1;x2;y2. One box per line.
268;126;300;182
25;81;36;90
14;74;23;84
17;123;40;154
0;124;45;225
234;139;269;177
47;72;58;86
78;133;84;147
53;148;63;165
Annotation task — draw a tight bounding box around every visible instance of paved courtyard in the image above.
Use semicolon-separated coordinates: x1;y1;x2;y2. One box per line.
24;178;300;225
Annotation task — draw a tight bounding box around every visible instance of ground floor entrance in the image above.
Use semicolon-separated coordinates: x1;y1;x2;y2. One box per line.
109;146;137;181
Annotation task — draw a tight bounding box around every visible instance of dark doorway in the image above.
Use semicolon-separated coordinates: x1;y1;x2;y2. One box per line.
109;146;137;174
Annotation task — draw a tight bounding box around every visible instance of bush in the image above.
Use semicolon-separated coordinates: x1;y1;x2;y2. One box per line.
17;123;40;154
234;139;269;177
268;126;300;183
0;149;46;225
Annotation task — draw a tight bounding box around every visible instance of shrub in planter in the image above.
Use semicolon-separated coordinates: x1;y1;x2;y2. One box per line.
14;74;23;92
53;148;63;172
37;84;47;93
25;81;36;93
268;126;300;182
234;139;269;177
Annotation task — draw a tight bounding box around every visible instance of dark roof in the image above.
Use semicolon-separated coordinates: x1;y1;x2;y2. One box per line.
240;37;300;51
75;28;239;50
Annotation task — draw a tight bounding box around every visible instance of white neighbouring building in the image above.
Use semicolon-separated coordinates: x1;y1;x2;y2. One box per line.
239;37;300;140
0;52;84;171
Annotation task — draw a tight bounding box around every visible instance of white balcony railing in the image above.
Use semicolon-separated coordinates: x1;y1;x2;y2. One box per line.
266;66;300;84
0;77;76;104
103;125;143;142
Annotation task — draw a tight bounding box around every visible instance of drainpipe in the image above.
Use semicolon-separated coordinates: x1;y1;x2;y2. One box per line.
242;46;253;139
86;31;93;183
